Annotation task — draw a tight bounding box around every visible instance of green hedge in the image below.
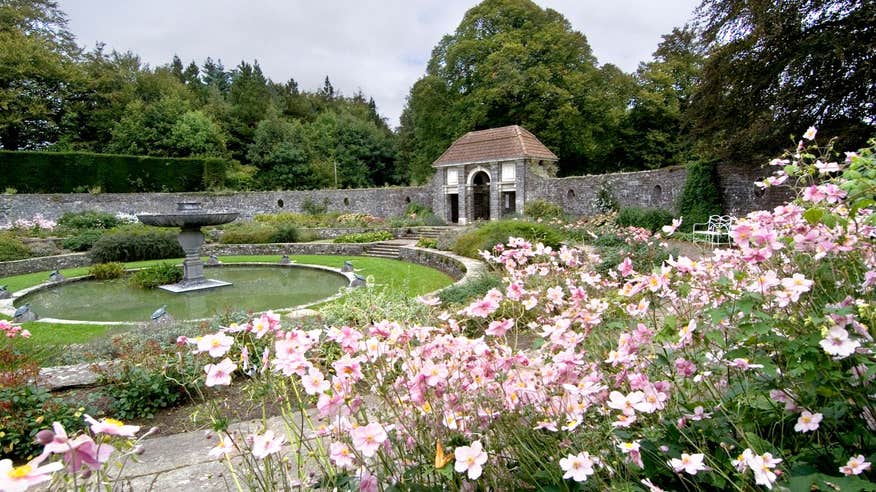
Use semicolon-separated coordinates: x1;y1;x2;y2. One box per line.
88;228;184;263
616;207;676;232
0;151;228;193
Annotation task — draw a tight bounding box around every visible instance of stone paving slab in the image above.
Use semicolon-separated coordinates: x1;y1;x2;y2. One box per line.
38;361;113;390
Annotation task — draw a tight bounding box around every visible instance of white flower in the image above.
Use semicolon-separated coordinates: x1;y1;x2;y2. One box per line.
840;455;871;476
803;126;817;140
559;451;597;482
794;411;822;433
454;440;488;480
669;453;707;475
819;327;860;359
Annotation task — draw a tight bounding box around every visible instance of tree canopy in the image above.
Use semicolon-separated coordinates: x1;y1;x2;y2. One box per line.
398;0;633;181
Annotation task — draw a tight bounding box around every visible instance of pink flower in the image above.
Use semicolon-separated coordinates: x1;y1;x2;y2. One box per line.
669;453;706;475
793;411;822;432
618;441;643;468
464;297;499;318
803;126;817;140
251;430;284;459
195;333;234;358
661;217;683;235
41;422;115;473
748;452;782;489
559;451;597;482
351;422;387;458
0;458;63;492
301;368;330;395
607;391;643;416
486;318;514;337
330;441;355;468
840;455;871;476
205;357;236;386
84;414;140;437
454;440;488;480
819;327;860;359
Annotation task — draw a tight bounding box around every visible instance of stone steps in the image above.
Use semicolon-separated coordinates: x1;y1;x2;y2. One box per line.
363;243;402;259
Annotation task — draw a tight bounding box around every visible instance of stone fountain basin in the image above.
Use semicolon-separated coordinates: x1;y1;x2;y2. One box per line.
137;212;239;228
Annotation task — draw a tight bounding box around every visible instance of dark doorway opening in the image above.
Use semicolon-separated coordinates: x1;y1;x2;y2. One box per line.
448;194;459;223
472;171;490;221
502;191;516;217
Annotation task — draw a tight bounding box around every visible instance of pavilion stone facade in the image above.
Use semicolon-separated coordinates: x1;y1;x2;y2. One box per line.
429;126;558;224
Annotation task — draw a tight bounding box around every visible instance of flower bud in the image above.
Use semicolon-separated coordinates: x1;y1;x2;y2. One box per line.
35;429;55;445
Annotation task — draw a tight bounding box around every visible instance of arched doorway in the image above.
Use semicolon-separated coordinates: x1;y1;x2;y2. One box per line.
471;171;490;221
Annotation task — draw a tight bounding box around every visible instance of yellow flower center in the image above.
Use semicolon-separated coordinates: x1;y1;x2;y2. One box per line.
9;464;32;479
104;418;124;427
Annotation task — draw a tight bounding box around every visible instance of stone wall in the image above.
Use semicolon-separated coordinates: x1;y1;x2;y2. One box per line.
0;253;90;277
716;163;794;216
203;243;368;257
0;186;431;226
528;166;688;215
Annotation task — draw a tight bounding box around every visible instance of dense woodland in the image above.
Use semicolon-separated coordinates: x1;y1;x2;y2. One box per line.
1;0;873;189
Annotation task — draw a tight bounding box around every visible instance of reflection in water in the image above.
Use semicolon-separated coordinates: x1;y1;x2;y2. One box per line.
17;266;347;322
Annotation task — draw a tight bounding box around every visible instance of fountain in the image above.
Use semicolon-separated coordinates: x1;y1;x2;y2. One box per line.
137;202;239;293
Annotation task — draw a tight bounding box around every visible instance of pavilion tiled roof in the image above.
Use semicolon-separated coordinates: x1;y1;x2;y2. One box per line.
432;125;558;167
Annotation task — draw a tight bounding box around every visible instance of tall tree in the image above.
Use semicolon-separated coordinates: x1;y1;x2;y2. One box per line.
690;0;875;162
225;60;272;161
398;0;631;181
0;0;79;149
615;26;704;170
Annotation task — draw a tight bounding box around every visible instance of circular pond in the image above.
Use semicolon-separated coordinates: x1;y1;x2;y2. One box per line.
15;265;349;322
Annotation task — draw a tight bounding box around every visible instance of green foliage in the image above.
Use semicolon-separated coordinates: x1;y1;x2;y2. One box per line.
0;233;31;261
615;207;675;232
62;229;103;252
416;237;438;249
677;160;722;231
0;385;85;462
129;262;182;289
301;197;329;216
88;228;184;263
437;272;504;306
594;181;618;212
219;222;314;244
333;231;393;243
594;231;675;274
88;261;125;280
0;151;230;192
451;220;563;259
97;341;203;420
691;0;874;161
523;200;565;221
57;210;121;230
321;283;431;328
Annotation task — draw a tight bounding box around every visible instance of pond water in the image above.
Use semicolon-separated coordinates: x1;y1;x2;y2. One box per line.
16;266;348;322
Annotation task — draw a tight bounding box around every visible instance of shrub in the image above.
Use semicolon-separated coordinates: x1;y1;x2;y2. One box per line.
0;385;85;462
320;283;431;328
57;210;121;230
220;222;276;244
88;228;184;263
451;220;563;258
523;200;565;221
594;180;618;212
678;159;723;231
301;197;329;215
129;262;182;289
62;229;104;251
0;233;30;261
333;231;393;243
89;262;126;280
96;337;203;420
416;237;437;249
436;272;503;306
615;206;675;232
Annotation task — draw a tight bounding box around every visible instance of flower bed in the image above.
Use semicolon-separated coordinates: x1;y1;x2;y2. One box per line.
3;134;875;490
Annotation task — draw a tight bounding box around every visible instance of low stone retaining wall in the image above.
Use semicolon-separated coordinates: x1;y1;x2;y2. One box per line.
0;252;90;277
398;246;484;285
202;243;368;257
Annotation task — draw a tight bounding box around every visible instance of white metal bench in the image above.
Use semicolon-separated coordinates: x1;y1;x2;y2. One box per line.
692;215;735;245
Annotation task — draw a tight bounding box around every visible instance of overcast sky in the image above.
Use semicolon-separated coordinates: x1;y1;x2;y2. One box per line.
62;0;700;127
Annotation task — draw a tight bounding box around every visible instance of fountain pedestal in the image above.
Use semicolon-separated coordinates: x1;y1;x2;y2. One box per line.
137;202;239;293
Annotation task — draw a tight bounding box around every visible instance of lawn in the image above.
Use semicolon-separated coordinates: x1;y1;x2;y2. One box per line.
2;255;453;351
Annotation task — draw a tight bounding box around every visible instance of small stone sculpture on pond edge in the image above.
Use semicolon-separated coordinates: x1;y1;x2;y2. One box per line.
13;303;37;322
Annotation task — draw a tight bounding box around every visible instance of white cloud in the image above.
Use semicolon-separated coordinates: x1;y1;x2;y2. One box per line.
62;0;699;127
